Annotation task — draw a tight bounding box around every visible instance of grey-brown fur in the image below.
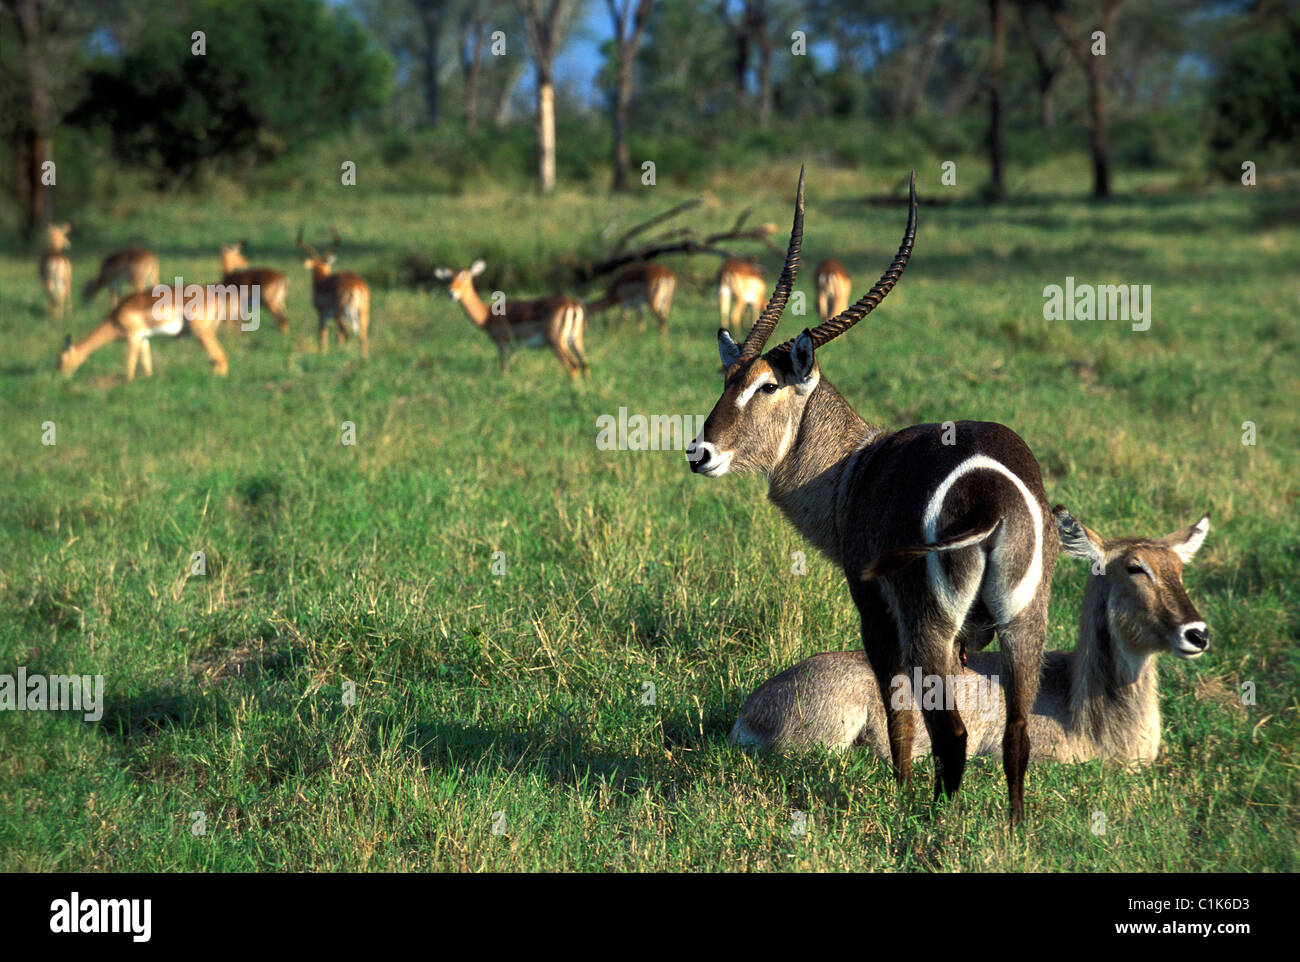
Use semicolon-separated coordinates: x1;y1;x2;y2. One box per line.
731;510;1211;765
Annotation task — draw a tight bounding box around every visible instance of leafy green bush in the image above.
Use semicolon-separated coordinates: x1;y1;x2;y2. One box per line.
69;0;392;182
1209;8;1300;178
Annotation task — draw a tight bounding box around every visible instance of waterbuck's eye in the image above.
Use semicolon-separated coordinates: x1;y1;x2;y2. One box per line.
1125;562;1146;576
760;382;779;394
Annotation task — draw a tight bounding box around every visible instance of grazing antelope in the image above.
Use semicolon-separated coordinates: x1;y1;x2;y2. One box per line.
717;258;766;331
83;246;159;307
40;222;73;319
588;263;676;336
815;258;851;322
297;229;370;357
732;509;1211;766
434;259;589;380
220;243;290;334
686;168;1058;824
56;288;228;381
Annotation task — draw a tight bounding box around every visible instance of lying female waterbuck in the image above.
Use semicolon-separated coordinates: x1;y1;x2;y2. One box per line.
686;168;1058;823
731;509;1211;764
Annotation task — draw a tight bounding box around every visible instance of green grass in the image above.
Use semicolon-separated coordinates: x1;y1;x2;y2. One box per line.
1;159;1296;871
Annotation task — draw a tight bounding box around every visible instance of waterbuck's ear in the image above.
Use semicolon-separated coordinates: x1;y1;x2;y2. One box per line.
1054;505;1105;567
718;329;741;368
791;329;817;393
1162;512;1210;563
469;259;487;277
434;267;453;281
62;334;72;350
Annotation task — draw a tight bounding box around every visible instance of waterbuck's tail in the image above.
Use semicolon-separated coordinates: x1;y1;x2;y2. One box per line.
341;289;363;333
861;519;1002;582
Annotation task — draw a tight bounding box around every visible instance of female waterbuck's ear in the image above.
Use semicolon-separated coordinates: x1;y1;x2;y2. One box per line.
469;259;487;277
718;329;741;368
434;267;453;281
1162;513;1210;563
1054;506;1105;568
790;329;817;393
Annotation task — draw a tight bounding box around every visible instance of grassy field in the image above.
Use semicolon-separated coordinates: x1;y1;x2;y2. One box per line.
1;158;1296;871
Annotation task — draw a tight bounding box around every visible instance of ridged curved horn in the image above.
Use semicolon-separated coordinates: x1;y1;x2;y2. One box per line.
295;226;321;261
739;165;805;359
773;170;917;355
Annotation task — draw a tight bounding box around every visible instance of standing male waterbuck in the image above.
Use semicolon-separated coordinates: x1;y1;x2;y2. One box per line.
298;228;371;357
686;168;1059;823
731;509;1211;764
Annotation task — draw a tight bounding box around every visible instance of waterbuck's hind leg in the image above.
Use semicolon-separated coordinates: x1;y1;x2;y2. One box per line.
993;593;1050;824
912;618;968;807
883;549;981;808
850;579;912;785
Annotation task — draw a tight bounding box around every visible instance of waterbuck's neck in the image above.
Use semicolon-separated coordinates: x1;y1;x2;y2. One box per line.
456;283;491;327
76;319;123;359
1068;577;1162;760
766;378;879;565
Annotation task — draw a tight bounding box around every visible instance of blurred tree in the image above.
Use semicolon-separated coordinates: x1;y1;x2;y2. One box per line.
1047;0;1124;198
0;0;101;237
635;0;737;128
987;0;1007;199
605;0;653;190
458;0;503;130
519;0;578;194
71;0;392;182
1015;1;1067;131
412;0;449;126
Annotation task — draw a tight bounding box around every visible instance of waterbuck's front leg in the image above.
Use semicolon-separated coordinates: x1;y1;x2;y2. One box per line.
850;579;913;785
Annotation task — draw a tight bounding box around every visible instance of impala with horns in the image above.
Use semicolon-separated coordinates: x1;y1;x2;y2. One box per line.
587;263;676;336
717;258;766;331
435;258;588;380
732;509;1211;765
298;229;370;357
56;287;229;381
83;246;159;307
686;168;1058;824
40;222;73;319
221;243;289;334
815;258;851;322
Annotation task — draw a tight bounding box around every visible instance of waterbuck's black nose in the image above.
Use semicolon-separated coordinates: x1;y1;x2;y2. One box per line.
1184;626;1209;650
686;440;713;472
